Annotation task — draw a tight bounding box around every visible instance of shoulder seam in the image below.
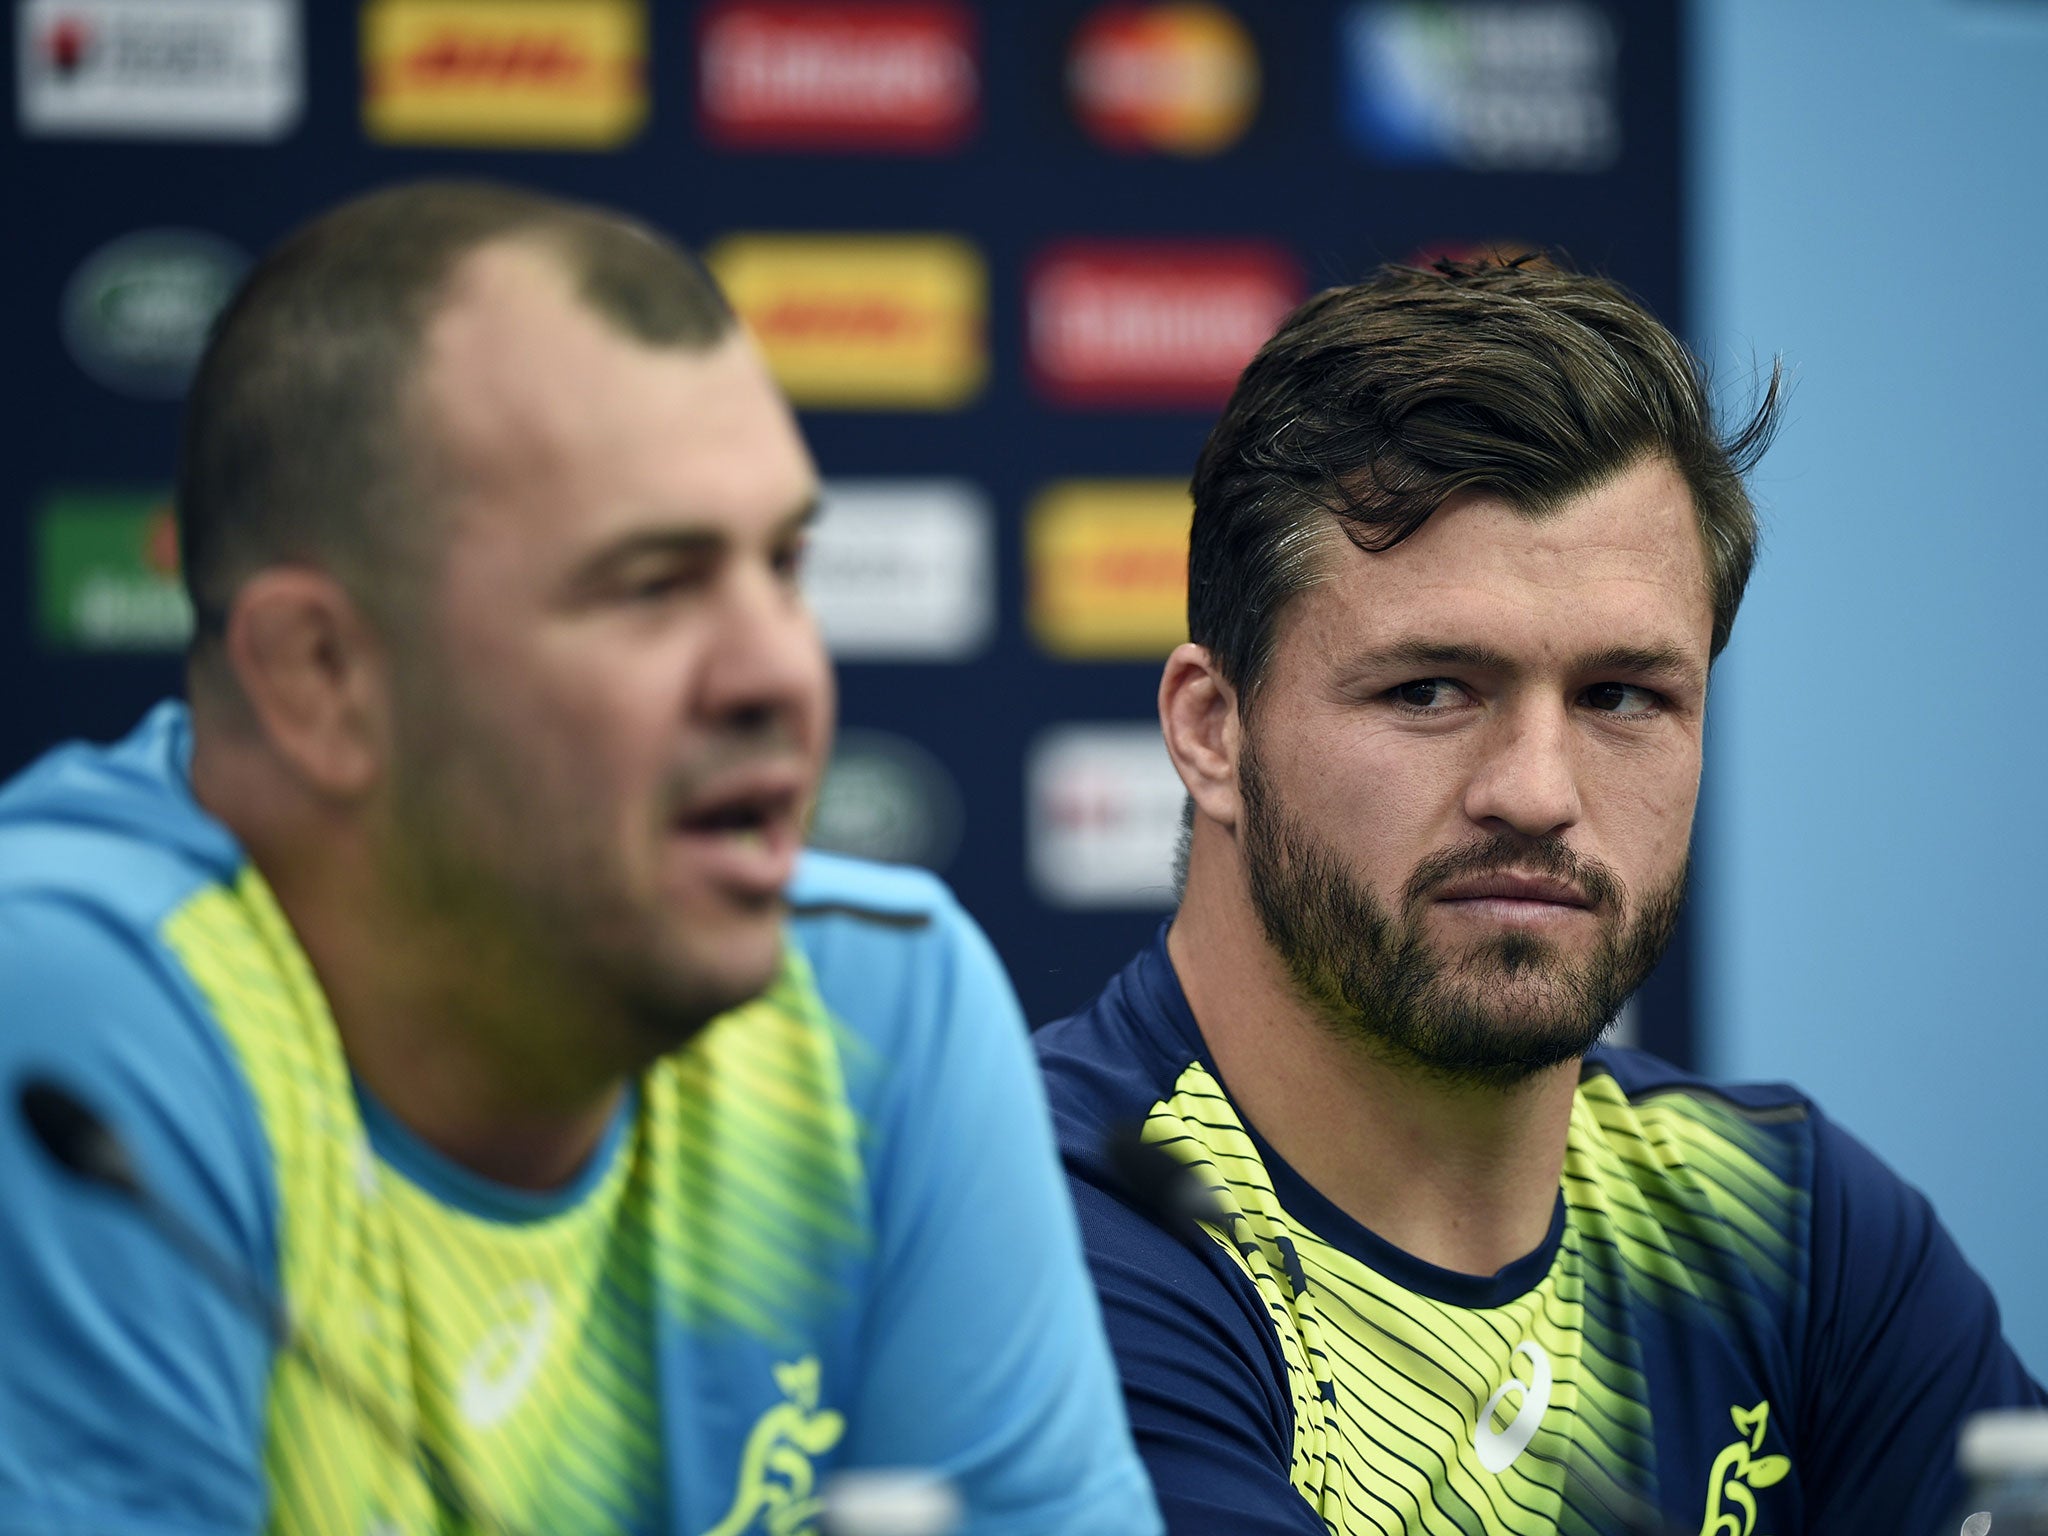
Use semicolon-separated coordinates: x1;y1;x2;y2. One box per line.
1582;1061;1811;1124
786;900;932;930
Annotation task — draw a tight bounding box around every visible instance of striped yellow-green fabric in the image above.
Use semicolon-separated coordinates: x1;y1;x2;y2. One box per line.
1141;1062;1804;1536
163;866;870;1536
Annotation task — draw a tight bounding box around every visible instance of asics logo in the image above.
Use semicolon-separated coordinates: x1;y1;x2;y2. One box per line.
459;1281;556;1429
1474;1339;1553;1474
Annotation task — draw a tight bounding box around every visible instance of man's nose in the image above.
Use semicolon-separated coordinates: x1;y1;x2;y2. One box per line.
1459;699;1582;839
699;565;831;737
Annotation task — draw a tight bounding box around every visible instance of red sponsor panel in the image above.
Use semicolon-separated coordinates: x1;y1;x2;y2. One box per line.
697;0;977;152
1027;240;1303;408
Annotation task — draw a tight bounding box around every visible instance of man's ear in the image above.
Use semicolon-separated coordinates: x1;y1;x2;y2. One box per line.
222;569;390;799
1159;642;1242;833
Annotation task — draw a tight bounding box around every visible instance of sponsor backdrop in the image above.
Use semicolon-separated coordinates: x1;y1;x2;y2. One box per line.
4;0;1690;1044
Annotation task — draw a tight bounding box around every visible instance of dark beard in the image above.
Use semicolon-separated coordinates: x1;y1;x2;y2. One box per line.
1238;739;1685;1090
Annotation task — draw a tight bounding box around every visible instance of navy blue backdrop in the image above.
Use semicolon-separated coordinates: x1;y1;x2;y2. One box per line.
3;0;1692;1053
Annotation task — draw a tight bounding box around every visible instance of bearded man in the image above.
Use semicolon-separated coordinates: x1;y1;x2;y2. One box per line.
1035;258;2044;1535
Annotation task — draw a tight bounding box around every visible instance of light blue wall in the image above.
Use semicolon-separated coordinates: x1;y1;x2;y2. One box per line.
1695;1;2048;1375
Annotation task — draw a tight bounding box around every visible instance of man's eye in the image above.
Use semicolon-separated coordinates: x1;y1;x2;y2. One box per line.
1583;683;1660;714
1391;679;1464;710
772;536;810;584
621;566;701;603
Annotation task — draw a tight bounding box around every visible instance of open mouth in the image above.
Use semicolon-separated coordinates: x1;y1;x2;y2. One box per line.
669;779;804;896
680;801;777;840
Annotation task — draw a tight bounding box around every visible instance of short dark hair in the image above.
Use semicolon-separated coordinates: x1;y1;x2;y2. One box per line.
177;180;735;649
1187;257;1781;701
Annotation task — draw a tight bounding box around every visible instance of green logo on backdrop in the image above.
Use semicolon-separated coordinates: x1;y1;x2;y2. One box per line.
37;492;194;651
61;231;246;399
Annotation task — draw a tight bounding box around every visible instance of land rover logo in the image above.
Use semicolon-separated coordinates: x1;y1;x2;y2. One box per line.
809;729;964;872
61;229;245;398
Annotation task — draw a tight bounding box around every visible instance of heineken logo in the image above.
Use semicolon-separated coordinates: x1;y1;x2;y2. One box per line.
35;491;194;651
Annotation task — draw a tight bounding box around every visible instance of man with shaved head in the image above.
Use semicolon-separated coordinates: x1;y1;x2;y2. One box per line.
0;183;1159;1535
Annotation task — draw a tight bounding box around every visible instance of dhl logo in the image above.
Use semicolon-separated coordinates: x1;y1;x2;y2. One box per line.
1066;547;1185;588
752;298;926;340
363;0;646;148
1028;480;1191;658
399;32;590;85
707;234;986;410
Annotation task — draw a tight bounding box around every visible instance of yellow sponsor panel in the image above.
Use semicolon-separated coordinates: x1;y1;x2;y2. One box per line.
1029;480;1190;659
363;0;646;149
706;235;986;410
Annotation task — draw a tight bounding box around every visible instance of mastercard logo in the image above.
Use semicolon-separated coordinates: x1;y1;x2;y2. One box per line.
1067;2;1259;156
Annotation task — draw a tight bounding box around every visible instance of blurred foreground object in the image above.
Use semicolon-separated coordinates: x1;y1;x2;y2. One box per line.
1953;1411;2048;1536
0;180;1159;1535
822;1469;964;1536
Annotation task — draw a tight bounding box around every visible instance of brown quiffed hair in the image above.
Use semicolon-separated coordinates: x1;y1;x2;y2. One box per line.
178;180;735;654
1187;256;1782;700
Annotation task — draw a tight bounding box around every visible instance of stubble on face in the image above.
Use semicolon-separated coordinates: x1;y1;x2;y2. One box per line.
1238;732;1686;1090
378;666;763;1062
363;256;828;1069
